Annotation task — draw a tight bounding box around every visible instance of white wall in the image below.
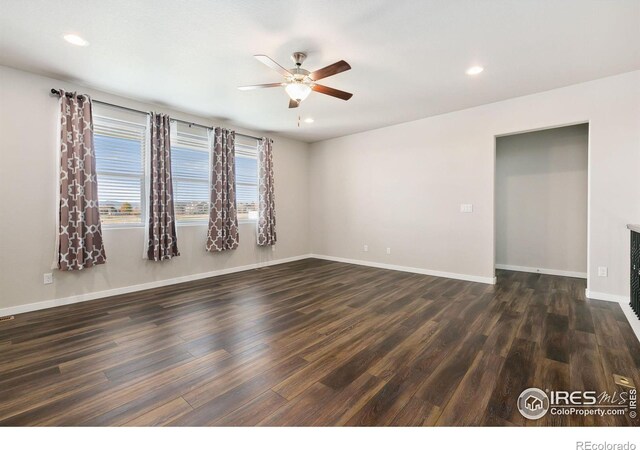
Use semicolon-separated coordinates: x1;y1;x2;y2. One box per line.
309;71;640;298
0;65;311;313
495;124;588;276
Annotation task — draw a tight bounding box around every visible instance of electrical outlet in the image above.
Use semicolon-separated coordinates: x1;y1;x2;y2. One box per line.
386;247;391;255
271;244;276;252
598;266;608;277
460;204;473;213
43;273;53;285
363;244;368;252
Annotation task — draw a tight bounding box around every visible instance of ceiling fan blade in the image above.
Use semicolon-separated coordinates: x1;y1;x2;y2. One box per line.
254;55;292;78
311;84;353;101
288;99;300;108
309;60;351;81
238;83;284;91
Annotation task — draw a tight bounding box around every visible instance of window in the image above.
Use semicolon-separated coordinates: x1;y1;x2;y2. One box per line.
94;116;146;225
93;113;260;226
171;129;209;223
170;131;259;223
235;139;259;221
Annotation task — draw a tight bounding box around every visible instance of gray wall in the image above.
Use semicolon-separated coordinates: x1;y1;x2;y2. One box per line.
309;71;640;297
496;124;588;275
0;65;311;312
1;67;640;313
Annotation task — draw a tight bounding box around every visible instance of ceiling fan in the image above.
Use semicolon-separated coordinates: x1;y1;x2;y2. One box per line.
238;52;353;108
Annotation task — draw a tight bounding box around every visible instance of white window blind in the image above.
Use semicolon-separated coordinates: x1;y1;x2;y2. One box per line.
94;113;260;227
94;116;146;225
171;130;209;223
235;140;259;221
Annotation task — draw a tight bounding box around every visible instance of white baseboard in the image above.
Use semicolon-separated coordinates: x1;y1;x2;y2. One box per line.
310;254;496;285
0;254;313;317
5;253;637;344
585;289;640;343
1;253;495;317
495;264;587;279
584;289;629;303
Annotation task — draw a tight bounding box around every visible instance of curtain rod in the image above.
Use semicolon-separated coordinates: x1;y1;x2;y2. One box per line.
50;88;263;141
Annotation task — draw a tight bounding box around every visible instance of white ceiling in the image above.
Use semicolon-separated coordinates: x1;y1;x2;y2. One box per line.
1;0;639;142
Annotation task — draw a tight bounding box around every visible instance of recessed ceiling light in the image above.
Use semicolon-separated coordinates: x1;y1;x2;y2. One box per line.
466;66;484;75
63;34;89;47
304;118;314;124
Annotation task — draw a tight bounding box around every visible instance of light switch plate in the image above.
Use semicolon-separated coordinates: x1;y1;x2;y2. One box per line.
460;204;473;213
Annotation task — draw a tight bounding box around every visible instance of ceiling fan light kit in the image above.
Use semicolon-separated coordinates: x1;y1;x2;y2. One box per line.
239;52;353;108
284;82;311;102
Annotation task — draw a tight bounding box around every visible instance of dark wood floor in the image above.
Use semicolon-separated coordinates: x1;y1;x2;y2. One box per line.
1;259;638;426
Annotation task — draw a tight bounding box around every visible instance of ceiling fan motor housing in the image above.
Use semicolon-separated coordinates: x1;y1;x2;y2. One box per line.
291;52;307;66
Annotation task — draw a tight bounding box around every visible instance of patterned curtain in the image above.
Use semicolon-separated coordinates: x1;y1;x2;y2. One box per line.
257;138;276;246
55;91;106;271
206;127;239;251
145;113;179;261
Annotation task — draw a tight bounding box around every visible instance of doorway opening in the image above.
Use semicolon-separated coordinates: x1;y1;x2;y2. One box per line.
494;123;589;281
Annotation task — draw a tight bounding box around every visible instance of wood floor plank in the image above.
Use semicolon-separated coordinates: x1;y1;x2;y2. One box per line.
258;382;334;426
390;397;441;426
124;397;193;427
516;303;547;343
591;307;627;349
568;330;615;426
0;372;110;422
416;332;487;407
542;313;569;364
214;390;288;426
310;373;387;426
169;356;308;426
272;355;342;400
319;325;414;390
367;319;439;380
484;337;538;426
569;300;595;334
435;351;505;426
343;366;423;426
482;310;521;357
532;358;570;426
